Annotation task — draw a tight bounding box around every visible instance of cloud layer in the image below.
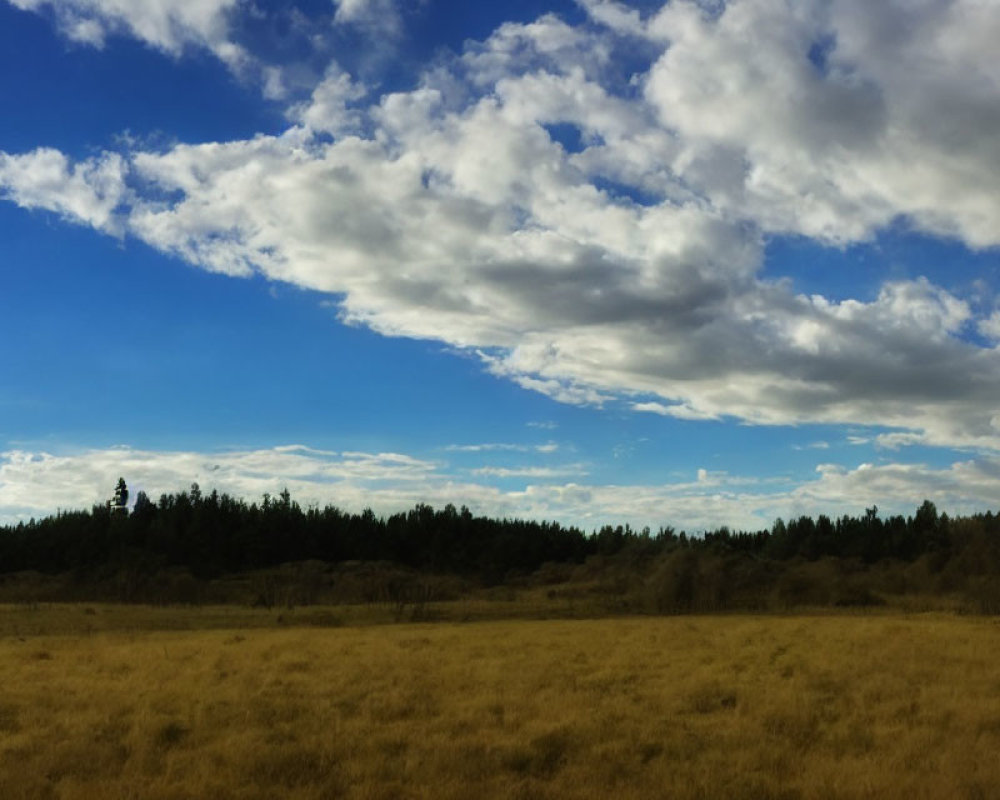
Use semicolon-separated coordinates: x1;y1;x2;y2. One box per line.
3;0;1000;452
3;445;1000;533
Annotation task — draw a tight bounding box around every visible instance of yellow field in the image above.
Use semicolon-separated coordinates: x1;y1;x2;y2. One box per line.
1;606;999;799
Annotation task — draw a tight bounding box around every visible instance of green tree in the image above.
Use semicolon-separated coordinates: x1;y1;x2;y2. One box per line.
110;477;129;516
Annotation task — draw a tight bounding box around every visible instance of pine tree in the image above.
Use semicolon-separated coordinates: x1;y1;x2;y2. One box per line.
110;477;129;516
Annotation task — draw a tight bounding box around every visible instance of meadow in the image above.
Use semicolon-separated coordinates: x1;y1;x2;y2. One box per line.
1;604;999;799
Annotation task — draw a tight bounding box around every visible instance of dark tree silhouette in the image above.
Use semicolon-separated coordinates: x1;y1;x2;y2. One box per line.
110;478;129;516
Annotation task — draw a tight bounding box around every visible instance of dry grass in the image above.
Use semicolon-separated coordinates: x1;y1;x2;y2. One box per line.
1;607;999;799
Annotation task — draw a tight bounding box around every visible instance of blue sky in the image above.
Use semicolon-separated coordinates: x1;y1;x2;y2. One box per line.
1;0;999;531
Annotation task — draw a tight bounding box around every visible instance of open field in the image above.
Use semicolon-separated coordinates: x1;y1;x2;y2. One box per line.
1;606;999;799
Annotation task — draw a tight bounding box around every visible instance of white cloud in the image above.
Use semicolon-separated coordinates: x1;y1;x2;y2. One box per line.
577;0;646;37
2;445;1000;532
7;0;248;67
3;1;1000;453
446;442;559;454
645;0;1000;248
794;441;830;451
289;65;367;136
333;0;402;36
979;311;1000;343
0;445;439;519
789;458;1000;522
873;432;926;450
0;148;128;233
633;401;672;416
470;464;587;478
633;401;721;421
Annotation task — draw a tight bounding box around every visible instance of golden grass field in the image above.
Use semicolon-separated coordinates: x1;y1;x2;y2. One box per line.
1;605;999;799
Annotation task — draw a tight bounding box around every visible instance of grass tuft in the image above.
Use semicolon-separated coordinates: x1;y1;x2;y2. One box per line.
685;681;739;714
154;720;189;749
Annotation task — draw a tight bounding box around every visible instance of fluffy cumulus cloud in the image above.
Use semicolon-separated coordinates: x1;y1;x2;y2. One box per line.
4;445;1000;532
643;0;1000;247
0;147;127;232
3;0;1000;450
332;0;402;36
980;311;1000;343
7;0;247;66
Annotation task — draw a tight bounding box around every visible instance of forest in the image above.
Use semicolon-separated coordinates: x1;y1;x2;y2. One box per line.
1;479;999;612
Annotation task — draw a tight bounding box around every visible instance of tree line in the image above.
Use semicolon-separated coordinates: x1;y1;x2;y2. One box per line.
0;482;593;581
1;481;997;589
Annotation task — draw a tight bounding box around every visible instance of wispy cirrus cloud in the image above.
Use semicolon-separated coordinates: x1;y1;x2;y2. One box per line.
446;442;559;453
470;464;587;479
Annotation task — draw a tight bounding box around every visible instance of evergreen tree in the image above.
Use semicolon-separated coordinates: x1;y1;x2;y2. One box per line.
110;477;129;516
